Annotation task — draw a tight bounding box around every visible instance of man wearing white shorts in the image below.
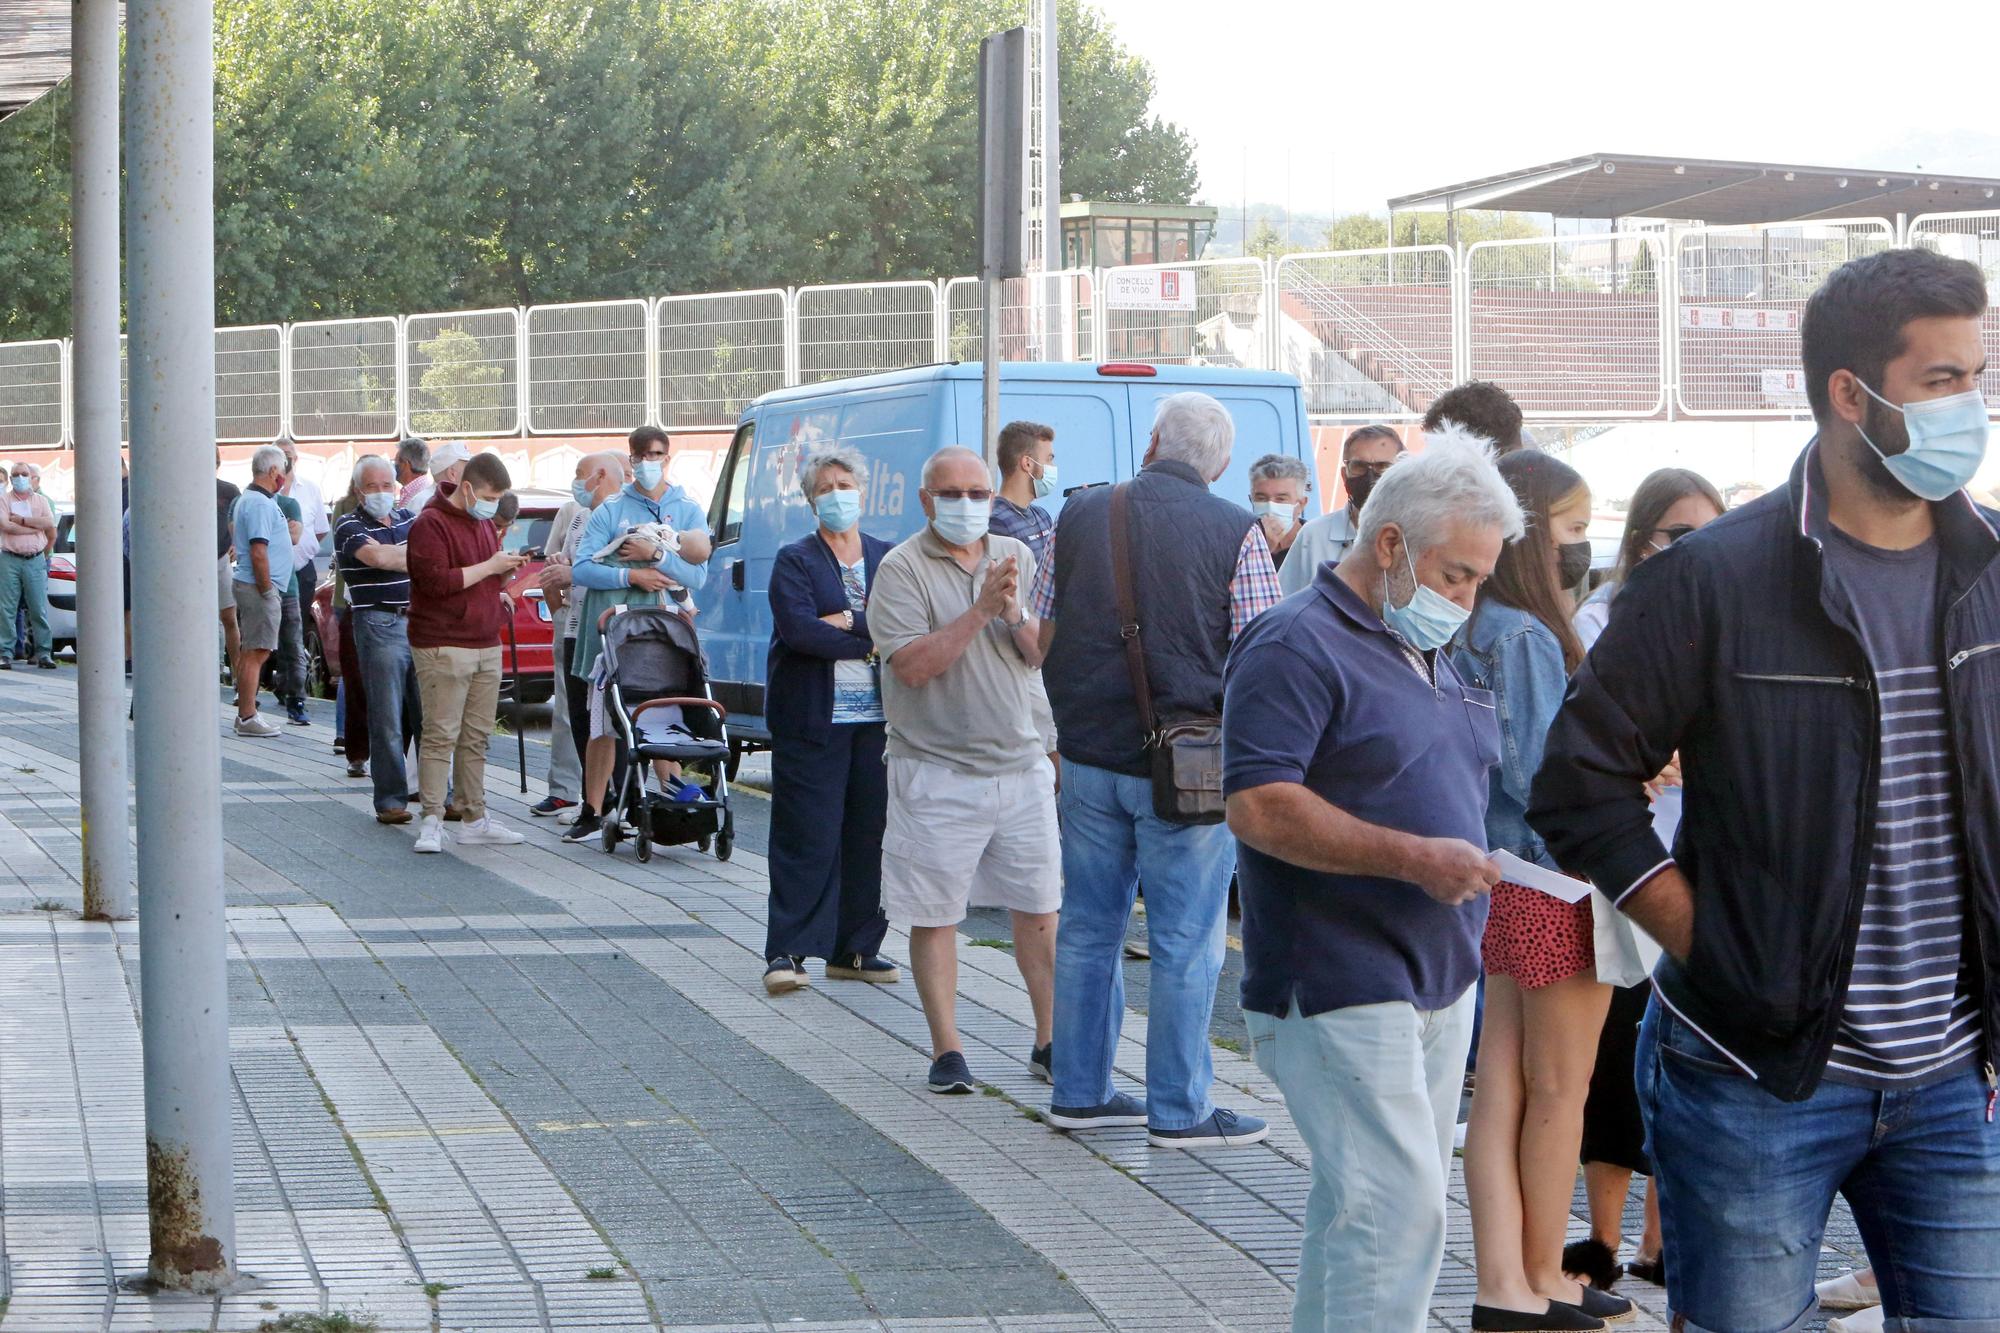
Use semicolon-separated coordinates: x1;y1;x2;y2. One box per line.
869;446;1060;1096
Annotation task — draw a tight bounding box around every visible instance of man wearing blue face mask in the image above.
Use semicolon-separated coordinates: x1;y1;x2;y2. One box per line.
335;455;422;822
1532;247;2000;1333
989;420;1061;774
1223;434;1516;1332
530;451;627;822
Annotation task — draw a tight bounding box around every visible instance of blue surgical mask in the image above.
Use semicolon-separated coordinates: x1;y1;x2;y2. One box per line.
8;475;29;494
361;491;396;520
1031;461;1059;500
634;459;665;489
930;498;991;547
571;479;595;509
815;489;862;533
1381;543;1469;652
1250;500;1294;525
470;497;500;521
1855;380;1990;502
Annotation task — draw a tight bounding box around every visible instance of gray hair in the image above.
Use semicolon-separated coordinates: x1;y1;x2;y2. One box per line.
920;445;994;490
1354;423;1524;558
800;443;869;497
396;436;430;473
250;443;288;479
1150;392;1235;480
352;455;394;486
1248;453;1309;488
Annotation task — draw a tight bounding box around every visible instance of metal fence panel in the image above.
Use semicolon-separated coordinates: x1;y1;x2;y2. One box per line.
215;324;283;442
942;271;1096;364
1674;220;1892;416
289;316;400;440
1909;211;2000;408
794;282;941;386
0;340;66;450
525;299;650;435
1098;259;1269;369
656;289;787;429
1273;248;1456;419
404;307;520;438
1464;234;1665;417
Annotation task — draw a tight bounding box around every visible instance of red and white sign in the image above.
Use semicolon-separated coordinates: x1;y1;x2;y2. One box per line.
1684;306;1801;332
1105;268;1198;311
1761;368;1809;406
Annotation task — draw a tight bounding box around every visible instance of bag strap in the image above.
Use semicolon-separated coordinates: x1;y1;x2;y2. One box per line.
1108;481;1157;743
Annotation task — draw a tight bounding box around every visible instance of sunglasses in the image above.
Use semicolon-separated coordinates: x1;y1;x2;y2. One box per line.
928;488;993;502
1343;461;1395;480
1651;524;1698;545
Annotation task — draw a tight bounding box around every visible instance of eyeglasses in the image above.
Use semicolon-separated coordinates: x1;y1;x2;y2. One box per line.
1650;524;1698;545
1344;461;1395;481
928;488;993;502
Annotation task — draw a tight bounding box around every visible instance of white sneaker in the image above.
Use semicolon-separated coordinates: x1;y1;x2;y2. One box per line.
1817;1271;1882;1311
556;806;581;826
456;817;524;846
412;816;446;854
233;712;282;738
1827;1306;1886;1333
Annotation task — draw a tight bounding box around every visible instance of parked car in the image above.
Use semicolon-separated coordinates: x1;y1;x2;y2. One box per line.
45;510;76;656
697;360;1315;769
307;488;562;705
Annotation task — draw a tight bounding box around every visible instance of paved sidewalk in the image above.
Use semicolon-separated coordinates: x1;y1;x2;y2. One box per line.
0;669;1869;1332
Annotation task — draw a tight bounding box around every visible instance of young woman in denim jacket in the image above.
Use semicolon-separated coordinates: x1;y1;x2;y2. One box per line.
1448;450;1631;1331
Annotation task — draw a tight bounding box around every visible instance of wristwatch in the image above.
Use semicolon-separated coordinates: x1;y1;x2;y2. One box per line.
1002;610;1029;631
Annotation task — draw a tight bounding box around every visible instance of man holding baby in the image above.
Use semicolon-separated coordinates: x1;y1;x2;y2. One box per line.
563;425;715;843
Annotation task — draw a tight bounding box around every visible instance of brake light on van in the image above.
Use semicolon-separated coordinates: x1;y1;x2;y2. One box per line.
1095;362;1158;377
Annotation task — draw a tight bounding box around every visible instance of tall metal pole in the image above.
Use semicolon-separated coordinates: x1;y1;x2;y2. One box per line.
72;0;132;922
1040;0;1061;357
125;0;236;1291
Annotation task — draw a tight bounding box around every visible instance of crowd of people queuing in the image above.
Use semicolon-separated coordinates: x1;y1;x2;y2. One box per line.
172;244;1999;1333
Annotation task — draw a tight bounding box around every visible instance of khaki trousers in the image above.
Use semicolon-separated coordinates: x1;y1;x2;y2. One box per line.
412;645;500;821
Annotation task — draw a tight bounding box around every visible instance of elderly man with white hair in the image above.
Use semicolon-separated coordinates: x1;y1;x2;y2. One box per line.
1247;451;1312;571
1224;431;1521;1332
1033;390;1282;1146
229;443;293;736
868;444;1059;1095
334;454;423;820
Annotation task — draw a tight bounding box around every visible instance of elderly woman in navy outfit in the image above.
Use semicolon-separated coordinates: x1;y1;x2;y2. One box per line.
762;443;901;995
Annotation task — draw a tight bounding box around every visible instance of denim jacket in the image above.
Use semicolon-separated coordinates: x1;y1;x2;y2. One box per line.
1447;599;1568;868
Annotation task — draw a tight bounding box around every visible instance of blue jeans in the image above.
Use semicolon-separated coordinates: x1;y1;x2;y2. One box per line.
351;607;421;813
1638;1000;2000;1332
1050;758;1235;1130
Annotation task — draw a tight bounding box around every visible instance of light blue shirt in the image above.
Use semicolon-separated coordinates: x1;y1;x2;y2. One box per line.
570;483;711;595
231;485;288;586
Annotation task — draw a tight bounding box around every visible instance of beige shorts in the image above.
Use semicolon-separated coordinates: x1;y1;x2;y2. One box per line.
232;580;281;652
880;754;1062;927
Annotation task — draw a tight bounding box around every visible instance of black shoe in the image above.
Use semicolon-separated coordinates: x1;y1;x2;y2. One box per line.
1562;1238;1622;1293
562;812;604;844
762;957;807;995
36;656;57;670
927;1051;975;1094
333;737;346;755
1028;1043;1052;1084
1623;1256;1666;1288
1569;1286;1632;1324
824;953;900;983
1470;1302;1604;1331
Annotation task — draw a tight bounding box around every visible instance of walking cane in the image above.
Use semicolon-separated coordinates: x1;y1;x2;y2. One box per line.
505;603;526;792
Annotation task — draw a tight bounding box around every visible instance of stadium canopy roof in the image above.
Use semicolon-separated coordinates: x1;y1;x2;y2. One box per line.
1;1;73;121
1388;153;2000;226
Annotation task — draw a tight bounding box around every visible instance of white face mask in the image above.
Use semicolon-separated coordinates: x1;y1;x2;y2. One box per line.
1250;500;1295;526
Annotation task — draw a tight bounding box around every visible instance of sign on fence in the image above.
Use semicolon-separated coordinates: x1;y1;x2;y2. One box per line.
1683;306;1801;332
1104;268;1196;311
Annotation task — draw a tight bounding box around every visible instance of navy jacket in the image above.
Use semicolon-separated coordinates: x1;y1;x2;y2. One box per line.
1530;443;2000;1101
766;530;893;742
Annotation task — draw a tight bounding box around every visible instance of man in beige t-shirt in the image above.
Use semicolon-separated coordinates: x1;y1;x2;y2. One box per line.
868;446;1061;1096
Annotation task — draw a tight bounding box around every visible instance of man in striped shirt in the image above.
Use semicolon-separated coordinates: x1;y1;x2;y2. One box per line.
336;455;421;824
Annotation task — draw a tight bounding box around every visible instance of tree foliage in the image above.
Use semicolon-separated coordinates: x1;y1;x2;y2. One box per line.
0;0;1199;340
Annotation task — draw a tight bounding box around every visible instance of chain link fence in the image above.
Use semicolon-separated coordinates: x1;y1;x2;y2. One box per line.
656;289;787;430
794;282;940;386
1274;247;1456;419
1674;221;1892;415
0;339;64;450
289;316;400;440
1465;234;1666;417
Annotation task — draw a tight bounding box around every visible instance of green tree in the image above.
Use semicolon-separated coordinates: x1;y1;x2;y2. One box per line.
409;326;506;435
1246;217;1289;260
0;83;72;341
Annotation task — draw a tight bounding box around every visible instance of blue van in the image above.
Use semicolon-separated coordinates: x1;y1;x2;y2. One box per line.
696;361;1313;754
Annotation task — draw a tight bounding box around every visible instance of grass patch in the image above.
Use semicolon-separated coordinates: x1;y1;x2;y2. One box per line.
420;1281;452;1298
584;1267;617;1281
256;1313;379;1333
966;937;1013;951
1211;1035;1244;1055
1018;1106;1044;1124
30;899;67;912
980;1084;1004;1098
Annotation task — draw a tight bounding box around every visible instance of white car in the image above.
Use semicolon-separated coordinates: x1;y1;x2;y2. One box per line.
41;510;77;657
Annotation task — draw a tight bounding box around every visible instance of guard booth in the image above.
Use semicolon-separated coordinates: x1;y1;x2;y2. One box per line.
1060;200;1218;270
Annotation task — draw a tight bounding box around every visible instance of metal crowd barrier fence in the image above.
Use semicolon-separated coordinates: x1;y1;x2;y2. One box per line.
10;212;2000;450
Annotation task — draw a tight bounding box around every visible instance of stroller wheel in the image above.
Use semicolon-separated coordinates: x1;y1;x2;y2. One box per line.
697;835;711;853
600;814;621;853
633;807;652;863
714;809;734;863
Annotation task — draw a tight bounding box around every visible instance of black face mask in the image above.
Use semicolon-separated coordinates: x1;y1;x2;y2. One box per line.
1345;473;1378;513
1557;539;1593;588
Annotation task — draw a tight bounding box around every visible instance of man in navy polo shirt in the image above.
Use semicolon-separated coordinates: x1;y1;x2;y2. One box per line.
336;455;422;824
1223;434;1522;1333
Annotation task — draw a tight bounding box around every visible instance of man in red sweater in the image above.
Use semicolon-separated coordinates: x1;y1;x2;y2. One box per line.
406;451;529;854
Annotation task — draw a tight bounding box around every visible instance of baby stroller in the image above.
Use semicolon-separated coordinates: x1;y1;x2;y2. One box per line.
596;605;735;863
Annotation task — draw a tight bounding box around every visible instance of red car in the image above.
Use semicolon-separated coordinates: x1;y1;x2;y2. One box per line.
308;489;563;705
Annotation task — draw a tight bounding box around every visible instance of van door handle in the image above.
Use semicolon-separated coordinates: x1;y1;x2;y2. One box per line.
731;559;745;591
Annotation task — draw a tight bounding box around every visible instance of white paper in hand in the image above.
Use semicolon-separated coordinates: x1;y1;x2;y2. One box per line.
1489;850;1592;904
